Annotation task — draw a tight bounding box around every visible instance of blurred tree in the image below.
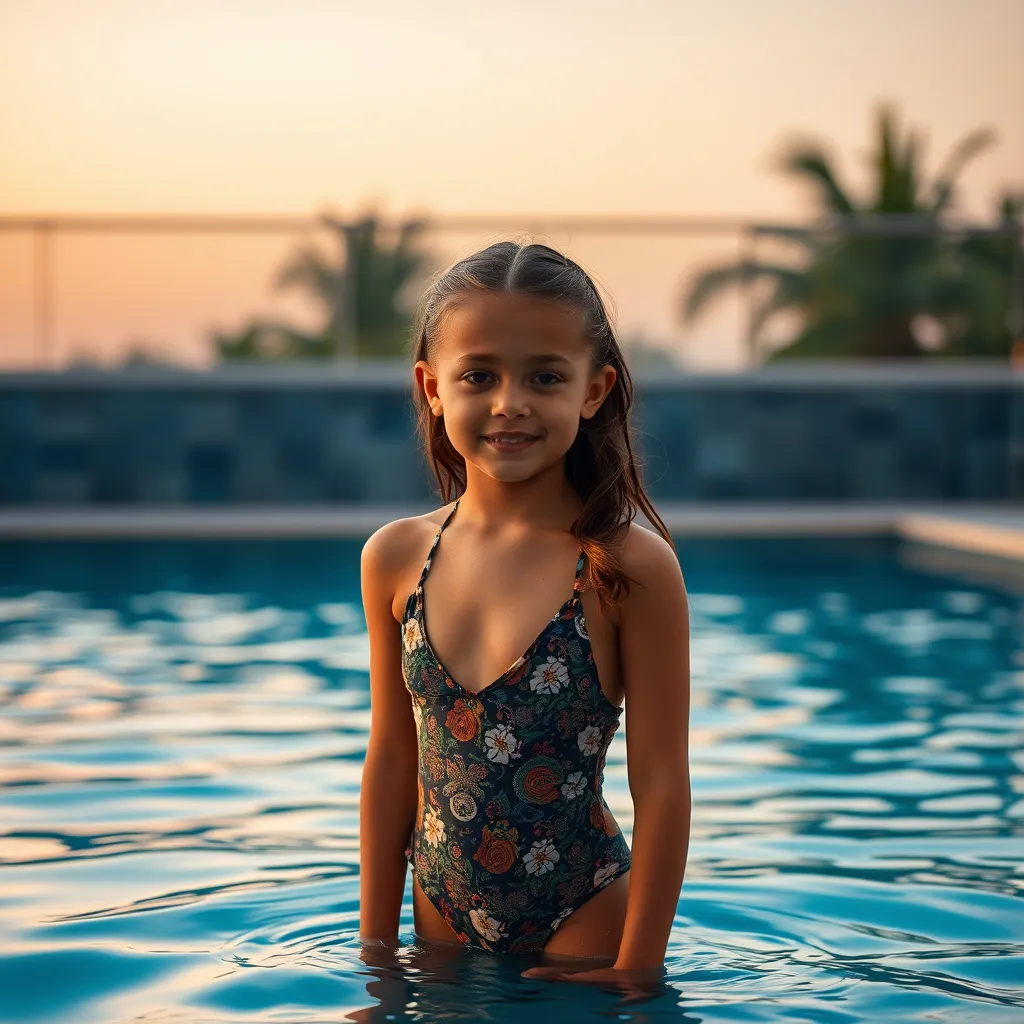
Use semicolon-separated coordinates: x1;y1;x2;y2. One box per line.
681;104;1018;360
213;213;436;362
211;319;334;362
620;331;684;371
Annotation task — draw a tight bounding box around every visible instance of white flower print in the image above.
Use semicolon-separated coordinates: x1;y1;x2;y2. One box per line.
484;724;522;764
594;861;620;887
423;808;446;847
469;907;507;942
550;907;574;932
528;655;569;695
402;616;424;653
523;838;560;875
574;612;589;640
577;725;603;757
560;771;587;801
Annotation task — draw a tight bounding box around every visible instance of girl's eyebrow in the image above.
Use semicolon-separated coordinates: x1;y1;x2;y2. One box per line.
453;352;573;367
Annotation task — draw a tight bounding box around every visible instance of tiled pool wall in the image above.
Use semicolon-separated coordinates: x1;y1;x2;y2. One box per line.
0;363;1020;505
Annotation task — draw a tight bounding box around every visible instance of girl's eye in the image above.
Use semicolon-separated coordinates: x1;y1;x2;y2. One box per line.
460;371;564;386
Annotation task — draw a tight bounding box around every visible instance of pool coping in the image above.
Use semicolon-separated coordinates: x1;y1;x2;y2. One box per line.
2;504;1024;564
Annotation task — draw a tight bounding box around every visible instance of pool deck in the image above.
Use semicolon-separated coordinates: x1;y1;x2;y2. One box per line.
2;504;1024;565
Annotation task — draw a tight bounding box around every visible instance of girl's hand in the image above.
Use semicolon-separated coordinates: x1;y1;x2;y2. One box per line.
520;963;665;996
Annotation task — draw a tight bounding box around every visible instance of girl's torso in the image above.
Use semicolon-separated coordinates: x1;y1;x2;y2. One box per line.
395;498;632;955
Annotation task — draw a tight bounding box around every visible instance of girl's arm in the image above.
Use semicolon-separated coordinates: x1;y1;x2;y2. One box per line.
613;527;692;971
359;522;420;943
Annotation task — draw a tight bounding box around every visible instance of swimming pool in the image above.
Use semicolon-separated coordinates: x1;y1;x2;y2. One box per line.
1;532;1021;1022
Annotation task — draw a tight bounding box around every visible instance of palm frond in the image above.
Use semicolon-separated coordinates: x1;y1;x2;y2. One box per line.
930;127;997;213
273;246;340;314
681;261;805;322
779;145;856;215
747;271;814;340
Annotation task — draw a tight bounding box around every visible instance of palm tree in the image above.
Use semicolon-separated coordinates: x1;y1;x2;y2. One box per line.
681;104;1011;360
213;211;436;362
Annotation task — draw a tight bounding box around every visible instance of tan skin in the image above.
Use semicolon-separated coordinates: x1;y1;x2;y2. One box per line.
358;290;691;991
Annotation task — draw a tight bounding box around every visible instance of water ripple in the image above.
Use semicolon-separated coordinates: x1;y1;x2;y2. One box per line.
1;534;1022;1022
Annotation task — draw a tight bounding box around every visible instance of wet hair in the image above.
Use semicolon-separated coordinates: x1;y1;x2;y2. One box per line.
408;239;674;608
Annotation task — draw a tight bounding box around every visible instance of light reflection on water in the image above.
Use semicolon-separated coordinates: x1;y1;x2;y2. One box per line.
0;533;1022;1023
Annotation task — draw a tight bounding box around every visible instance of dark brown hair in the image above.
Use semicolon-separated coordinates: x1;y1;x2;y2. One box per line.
408;240;674;609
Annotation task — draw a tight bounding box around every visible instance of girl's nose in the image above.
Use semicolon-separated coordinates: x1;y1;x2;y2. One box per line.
491;381;530;417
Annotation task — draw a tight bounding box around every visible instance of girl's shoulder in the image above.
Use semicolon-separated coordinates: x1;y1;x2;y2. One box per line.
615;519;687;608
360;502;458;618
618;519;680;573
585;519;684;629
362;500;456;561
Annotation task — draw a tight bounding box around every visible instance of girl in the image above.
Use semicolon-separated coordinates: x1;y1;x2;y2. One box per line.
358;241;691;987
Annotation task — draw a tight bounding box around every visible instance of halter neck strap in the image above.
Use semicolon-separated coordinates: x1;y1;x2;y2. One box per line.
416;498;460;589
572;546;587;592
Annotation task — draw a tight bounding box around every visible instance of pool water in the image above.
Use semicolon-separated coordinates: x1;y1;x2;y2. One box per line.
0;532;1022;1023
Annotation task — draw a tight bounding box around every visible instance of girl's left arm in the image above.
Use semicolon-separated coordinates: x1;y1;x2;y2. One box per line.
612;527;691;972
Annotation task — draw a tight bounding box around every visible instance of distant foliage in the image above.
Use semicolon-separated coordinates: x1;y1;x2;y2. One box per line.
212;213;437;362
681;103;1023;360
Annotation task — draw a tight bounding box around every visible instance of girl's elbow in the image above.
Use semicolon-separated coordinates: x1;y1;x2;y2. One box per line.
630;768;690;810
365;728;418;766
362;742;418;786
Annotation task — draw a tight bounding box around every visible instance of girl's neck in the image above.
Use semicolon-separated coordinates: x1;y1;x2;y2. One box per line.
457;462;584;534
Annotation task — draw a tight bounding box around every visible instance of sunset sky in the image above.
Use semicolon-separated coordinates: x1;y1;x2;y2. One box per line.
2;0;1022;370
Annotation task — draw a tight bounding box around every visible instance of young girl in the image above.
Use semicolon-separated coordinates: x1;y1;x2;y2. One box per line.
358;241;691;987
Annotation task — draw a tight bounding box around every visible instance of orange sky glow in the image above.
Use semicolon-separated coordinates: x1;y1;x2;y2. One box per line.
1;0;1021;370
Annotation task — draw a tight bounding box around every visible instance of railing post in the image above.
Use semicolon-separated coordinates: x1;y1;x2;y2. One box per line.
33;219;55;370
1009;220;1023;348
741;226;756;368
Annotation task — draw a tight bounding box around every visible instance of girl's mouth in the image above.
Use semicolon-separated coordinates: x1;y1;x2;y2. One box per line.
483;434;539;453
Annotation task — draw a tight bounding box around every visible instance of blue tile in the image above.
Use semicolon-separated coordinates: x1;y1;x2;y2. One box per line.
186;445;234;503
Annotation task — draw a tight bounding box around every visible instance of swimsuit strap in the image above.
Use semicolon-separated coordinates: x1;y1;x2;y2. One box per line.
572;545;587;593
417;497;460;589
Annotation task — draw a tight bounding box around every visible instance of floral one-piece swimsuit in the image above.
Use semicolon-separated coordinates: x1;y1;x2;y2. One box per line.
400;498;632;954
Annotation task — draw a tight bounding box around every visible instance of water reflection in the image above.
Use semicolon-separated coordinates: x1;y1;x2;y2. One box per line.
0;533;1022;1022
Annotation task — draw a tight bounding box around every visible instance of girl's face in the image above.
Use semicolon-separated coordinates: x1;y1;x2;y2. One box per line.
415;290;617;484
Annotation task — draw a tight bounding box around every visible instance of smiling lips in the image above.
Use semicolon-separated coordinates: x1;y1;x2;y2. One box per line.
483;431;539;451
484;431;537;441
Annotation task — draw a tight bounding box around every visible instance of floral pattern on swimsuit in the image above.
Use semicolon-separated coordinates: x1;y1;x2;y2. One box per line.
400;498;632;955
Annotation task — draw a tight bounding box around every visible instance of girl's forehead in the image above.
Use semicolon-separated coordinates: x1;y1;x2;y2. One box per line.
439;291;587;355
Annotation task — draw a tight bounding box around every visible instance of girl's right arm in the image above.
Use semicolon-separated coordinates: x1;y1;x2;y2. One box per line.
358;521;420;943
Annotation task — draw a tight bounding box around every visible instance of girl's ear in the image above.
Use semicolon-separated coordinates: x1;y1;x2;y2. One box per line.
414;359;443;417
581;364;617;419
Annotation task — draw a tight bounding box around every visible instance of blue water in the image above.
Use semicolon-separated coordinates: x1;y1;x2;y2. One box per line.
1;532;1022;1023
